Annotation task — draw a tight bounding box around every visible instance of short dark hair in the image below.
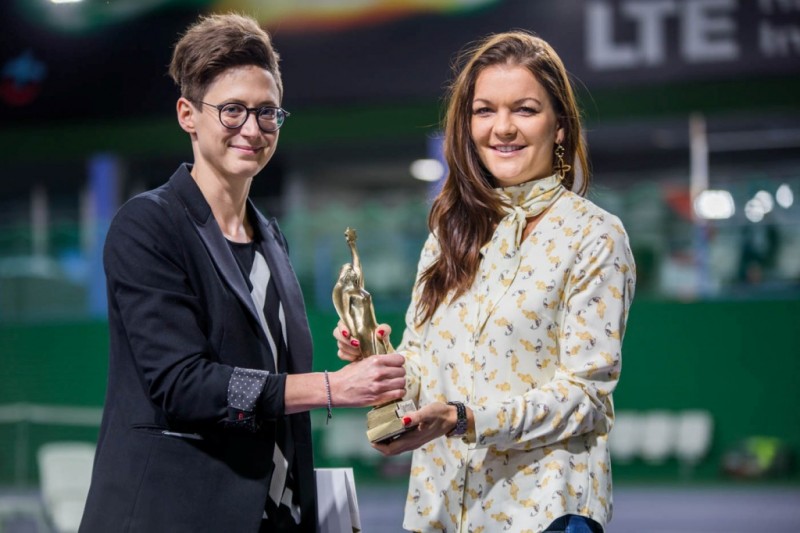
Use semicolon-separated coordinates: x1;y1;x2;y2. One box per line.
169;13;283;103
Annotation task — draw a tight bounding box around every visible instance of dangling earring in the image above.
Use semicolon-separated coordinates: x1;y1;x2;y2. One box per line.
554;143;571;180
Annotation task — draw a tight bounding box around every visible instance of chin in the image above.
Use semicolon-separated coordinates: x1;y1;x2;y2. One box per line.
231;158;268;175
223;166;258;181
493;175;531;187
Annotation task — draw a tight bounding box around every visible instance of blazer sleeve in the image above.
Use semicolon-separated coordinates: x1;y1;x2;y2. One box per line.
104;194;285;427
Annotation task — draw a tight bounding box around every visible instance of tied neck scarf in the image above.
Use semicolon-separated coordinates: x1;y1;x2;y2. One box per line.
473;173;565;334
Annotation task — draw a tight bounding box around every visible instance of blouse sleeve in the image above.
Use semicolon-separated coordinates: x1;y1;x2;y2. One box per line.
396;233;441;405
472;215;636;450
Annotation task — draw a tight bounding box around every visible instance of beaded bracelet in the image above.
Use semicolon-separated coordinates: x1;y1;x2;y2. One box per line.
323;370;333;425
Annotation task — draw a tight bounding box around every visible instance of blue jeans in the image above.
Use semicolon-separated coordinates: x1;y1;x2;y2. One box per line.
543;514;604;533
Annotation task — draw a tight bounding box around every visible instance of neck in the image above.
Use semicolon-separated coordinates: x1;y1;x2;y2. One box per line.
191;164;253;242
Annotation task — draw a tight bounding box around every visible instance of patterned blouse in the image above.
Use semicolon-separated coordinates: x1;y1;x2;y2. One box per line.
397;189;636;532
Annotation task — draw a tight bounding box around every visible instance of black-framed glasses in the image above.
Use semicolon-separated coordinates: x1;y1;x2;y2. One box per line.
199;101;290;132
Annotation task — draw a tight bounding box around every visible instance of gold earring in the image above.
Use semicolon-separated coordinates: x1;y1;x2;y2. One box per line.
554;143;571;180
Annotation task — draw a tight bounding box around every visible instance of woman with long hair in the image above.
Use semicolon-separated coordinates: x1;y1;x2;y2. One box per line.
337;31;635;533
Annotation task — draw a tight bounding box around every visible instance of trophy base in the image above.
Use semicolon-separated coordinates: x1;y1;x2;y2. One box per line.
366;399;417;444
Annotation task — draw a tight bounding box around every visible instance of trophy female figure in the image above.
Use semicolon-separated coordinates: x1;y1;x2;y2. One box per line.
333;228;415;443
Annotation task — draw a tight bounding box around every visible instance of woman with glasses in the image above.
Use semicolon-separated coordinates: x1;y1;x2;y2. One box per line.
80;13;407;533
336;31;636;532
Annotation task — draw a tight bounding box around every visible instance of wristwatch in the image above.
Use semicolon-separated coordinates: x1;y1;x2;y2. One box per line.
446;401;468;437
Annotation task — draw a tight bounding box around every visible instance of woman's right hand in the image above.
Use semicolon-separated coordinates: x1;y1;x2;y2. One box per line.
333;321;392;361
328;351;406;408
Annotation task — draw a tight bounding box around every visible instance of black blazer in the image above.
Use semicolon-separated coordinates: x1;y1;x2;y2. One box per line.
80;164;316;532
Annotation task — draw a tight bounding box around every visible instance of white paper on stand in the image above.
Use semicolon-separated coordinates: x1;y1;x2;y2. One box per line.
315;467;361;533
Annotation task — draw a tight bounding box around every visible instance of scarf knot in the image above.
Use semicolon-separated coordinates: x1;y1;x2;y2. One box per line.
472;174;565;333
482;174;565;256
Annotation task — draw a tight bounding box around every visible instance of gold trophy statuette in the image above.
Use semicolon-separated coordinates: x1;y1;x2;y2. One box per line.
333;227;416;443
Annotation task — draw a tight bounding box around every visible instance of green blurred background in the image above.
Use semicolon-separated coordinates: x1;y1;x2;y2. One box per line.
1;0;799;493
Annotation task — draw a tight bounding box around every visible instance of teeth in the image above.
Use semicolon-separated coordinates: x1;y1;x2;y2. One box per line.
495;146;521;152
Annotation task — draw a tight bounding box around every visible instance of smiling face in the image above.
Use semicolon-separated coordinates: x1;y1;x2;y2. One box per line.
470;63;563;188
178;64;281;184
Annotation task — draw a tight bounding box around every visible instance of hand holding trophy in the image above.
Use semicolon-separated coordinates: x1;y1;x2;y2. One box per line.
333;227;416;443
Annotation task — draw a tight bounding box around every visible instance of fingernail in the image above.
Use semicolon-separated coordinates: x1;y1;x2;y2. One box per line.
342;329;349;338
350;339;360;347
402;416;412;427
377;328;385;337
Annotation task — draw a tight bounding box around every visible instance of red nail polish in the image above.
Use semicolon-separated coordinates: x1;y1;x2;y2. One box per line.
377;328;385;337
342;329;349;338
402;416;412;426
351;339;360;347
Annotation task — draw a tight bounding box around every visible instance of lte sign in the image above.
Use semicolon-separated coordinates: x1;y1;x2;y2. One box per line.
585;0;800;71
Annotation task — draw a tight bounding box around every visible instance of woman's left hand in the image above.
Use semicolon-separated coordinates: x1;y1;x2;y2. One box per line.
333;321;392;362
372;401;456;456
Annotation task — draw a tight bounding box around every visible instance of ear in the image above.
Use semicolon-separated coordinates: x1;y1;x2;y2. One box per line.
555;122;565;145
176;97;197;134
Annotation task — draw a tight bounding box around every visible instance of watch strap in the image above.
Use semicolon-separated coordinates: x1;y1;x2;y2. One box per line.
446;401;468;437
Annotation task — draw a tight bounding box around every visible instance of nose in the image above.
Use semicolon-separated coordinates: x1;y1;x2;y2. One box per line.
240;111;262;136
493;110;516;137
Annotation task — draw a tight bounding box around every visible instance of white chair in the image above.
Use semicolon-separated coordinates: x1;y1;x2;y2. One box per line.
609;411;642;463
639;410;678;464
37;441;96;533
675;409;714;475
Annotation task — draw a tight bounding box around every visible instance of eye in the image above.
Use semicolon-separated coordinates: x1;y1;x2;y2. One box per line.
472;107;493;116
258;107;278;119
516;106;537;115
221;103;245;117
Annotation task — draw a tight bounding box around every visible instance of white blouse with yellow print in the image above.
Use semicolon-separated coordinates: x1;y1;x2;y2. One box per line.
397;189;636;533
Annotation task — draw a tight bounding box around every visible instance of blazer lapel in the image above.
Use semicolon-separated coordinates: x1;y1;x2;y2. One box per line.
251;205;314;374
168;165;277;373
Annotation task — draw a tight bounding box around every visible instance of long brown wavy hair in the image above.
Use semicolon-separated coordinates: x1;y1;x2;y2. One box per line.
416;31;590;325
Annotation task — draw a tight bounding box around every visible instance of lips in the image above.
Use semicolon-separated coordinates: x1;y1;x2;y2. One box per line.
231;144;263;154
493;145;524;153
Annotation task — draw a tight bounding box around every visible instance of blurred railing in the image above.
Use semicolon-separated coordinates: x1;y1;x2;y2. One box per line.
0;404;102;487
3;176;800;322
0;403;403;487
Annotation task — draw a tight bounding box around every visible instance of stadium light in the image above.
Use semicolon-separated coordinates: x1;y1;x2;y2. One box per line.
410;159;445;182
693;190;735;220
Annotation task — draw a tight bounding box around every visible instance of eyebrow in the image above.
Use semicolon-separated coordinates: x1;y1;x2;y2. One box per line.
221;98;280;107
472;97;542;106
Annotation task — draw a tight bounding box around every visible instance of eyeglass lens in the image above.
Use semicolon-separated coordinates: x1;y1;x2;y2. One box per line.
219;103;285;131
